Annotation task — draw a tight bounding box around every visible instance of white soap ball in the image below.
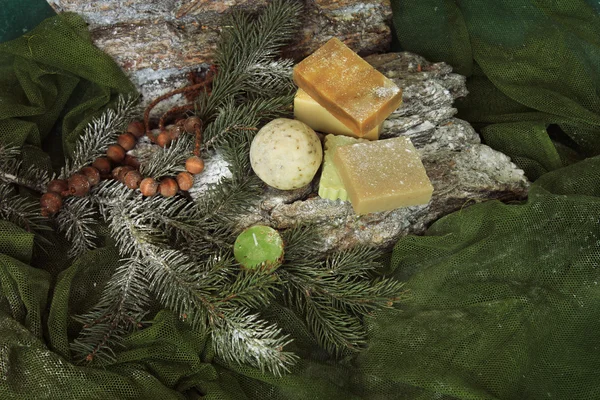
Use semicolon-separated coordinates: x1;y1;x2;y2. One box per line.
250;118;323;190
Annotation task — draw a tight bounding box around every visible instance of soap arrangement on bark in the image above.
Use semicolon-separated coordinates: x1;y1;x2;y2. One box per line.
250;37;434;215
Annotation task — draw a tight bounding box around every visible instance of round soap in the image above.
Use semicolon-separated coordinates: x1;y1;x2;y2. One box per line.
250;118;323;190
234;225;284;271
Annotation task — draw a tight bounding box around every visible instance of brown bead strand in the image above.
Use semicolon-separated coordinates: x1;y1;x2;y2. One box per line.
40;121;142;215
41;85;216;214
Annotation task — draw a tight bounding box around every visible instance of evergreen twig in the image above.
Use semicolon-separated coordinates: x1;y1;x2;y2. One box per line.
71;259;151;365
60;94;138;178
139;135;194;179
56;197;98;258
0;144;51;192
0;183;51;235
278;226;408;355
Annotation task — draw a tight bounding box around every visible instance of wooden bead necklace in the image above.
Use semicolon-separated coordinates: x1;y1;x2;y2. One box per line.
40;67;217;216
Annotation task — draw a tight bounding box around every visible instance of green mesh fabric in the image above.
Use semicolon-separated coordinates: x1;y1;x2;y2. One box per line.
372;157;600;399
2;3;600;400
0;12;136;163
392;0;600;180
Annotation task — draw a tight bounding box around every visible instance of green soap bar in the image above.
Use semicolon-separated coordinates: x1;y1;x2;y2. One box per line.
234;225;284;271
318;134;368;201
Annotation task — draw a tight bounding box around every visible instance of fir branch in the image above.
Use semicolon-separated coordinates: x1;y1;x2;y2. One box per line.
0;144;51;192
139;135;194;179
246;59;296;98
56;196;99;259
141;244;279;331
197;0;301;118
0;183;50;234
73;1;307;374
61;94;138;178
324;246;383;278
281;225;324;266
277;226;407;355
216;0;302;73
195;174;262;229
71;259;150;365
202;96;292;146
76;181;289;374
212;308;298;376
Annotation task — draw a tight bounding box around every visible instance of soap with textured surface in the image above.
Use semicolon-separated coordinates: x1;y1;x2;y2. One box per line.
250;118;323;190
293;37;402;137
294;89;381;140
333;136;433;215
319;134;368;201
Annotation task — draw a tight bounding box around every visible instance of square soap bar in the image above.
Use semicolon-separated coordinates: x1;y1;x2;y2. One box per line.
293;37;402;137
294;89;381;140
318;134;368;201
333;136;434;215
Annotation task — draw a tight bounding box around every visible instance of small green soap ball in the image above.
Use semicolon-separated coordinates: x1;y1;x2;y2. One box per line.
234;225;284;271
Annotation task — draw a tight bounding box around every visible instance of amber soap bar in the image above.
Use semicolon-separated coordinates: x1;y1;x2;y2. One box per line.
294;89;381;140
293;37;402;137
333;136;433;215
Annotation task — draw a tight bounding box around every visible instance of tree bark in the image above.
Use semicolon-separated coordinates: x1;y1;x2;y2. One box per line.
48;0;393;109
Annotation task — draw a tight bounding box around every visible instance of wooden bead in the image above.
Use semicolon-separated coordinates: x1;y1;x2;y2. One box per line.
124;170;142;189
140;177;159;196
117;132;137;151
47;179;68;194
112;166;124;181
80;166;101;186
156;131;171;148
114;166;134;182
168;125;183;140
176;172;194;191
92;157;112;177
184;116;202;133
127;121;145;138
159;178;178;197
68;174;90;196
149;129;161;143
185;156;204;175
40;192;63;216
107;144;126;164
124;154;140;169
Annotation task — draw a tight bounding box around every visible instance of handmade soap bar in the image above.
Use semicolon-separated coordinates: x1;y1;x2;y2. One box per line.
294;89;381;140
333;136;433;215
319;135;368;201
293;37;403;137
250;118;323;190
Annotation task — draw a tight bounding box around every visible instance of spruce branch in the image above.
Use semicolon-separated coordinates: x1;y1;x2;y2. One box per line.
74;181;291;374
216;0;302;73
246;59;296;98
277;226;407;355
139;135;194;179
212;308;298;376
61;94;138;178
0;144;51;192
73;1;314;375
197;0;301;119
71;259;151;365
202;96;292;146
0;183;51;235
56;196;99;259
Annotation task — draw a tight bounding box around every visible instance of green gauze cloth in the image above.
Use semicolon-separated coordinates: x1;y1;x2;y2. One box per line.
370;155;600;399
0;12;136;168
391;0;600;180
